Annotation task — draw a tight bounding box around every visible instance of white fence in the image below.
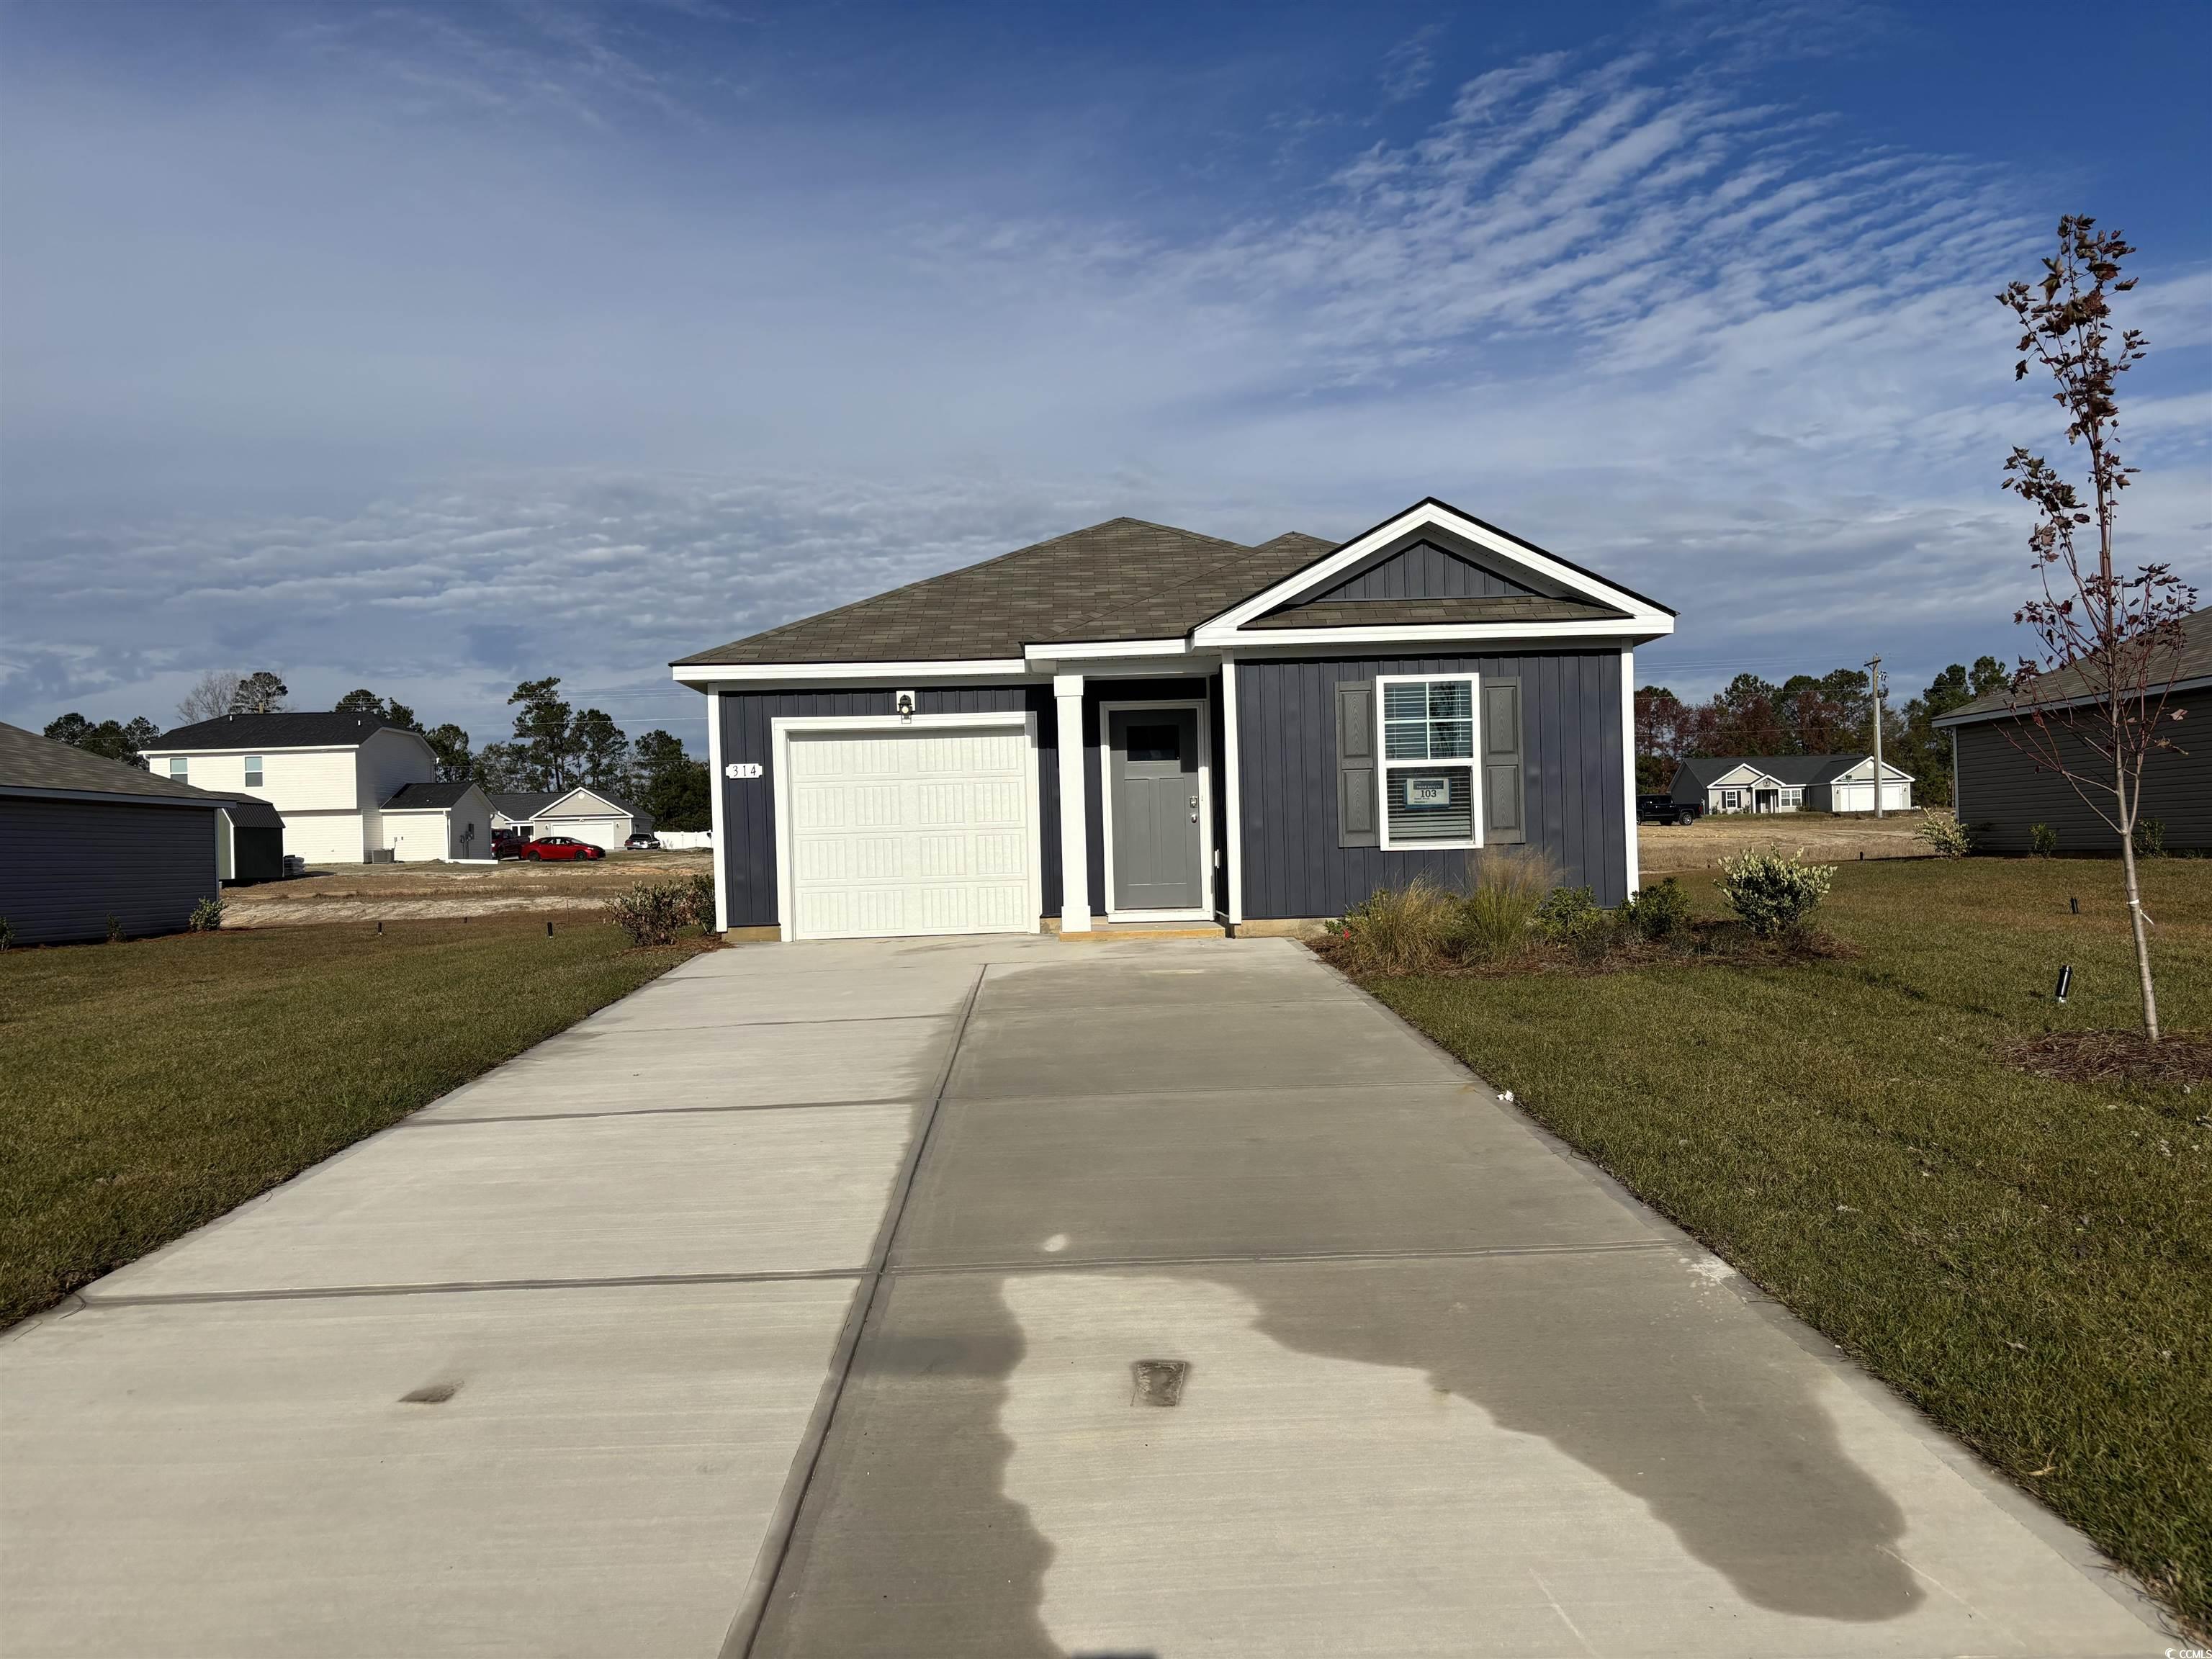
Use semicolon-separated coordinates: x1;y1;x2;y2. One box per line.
655;830;714;850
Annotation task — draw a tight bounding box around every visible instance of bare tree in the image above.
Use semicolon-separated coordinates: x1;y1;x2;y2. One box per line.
1997;217;2198;1040
176;669;244;725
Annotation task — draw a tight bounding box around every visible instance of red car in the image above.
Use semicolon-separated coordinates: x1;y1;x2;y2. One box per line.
518;835;604;862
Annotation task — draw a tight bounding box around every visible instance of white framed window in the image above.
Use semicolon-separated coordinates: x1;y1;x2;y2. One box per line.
1719;788;1740;811
1375;674;1480;849
1781;786;1802;809
243;756;264;788
168;757;188;781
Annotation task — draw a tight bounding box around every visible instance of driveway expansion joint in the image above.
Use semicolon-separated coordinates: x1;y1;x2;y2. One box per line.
77;1268;873;1308
886;1239;1672;1276
395;1096;925;1128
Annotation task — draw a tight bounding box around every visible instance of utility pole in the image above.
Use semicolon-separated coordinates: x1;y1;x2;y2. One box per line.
1866;655;1886;819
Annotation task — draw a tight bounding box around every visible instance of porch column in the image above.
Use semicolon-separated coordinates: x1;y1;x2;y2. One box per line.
1053;673;1092;932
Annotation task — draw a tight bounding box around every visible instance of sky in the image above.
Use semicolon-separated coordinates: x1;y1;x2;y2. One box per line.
2;0;2208;751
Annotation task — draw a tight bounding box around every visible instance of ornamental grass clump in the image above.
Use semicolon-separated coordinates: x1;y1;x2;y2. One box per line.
1461;848;1553;961
187;894;225;932
1332;876;1457;975
1717;847;1835;940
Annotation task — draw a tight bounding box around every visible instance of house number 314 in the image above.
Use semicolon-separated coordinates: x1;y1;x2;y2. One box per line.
724;763;764;779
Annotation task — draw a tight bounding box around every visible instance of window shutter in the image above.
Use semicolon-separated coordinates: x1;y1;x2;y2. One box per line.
1336;680;1378;848
1481;679;1526;844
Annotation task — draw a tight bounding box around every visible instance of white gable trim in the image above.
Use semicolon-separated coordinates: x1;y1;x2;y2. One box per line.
1192;500;1674;645
1707;763;1784;791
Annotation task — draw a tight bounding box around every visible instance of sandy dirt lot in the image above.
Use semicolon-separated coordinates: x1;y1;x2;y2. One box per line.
222;850;712;927
1640;810;1937;873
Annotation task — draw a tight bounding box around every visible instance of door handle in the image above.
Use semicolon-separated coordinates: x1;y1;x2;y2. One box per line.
1189;796;1200;809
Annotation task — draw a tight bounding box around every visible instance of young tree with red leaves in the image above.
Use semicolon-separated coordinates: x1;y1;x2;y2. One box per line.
1998;217;2197;1040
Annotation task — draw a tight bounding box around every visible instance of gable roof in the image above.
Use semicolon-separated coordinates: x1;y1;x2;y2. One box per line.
489;791;561;820
674;518;1326;667
1933;608;2212;727
151;711;418;751
382;781;483;809
537;785;646;820
0;721;228;806
673;500;1673;673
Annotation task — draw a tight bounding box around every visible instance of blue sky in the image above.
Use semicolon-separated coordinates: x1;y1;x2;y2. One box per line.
3;0;2207;747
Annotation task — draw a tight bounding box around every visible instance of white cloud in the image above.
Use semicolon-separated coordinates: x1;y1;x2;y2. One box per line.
2;18;2205;738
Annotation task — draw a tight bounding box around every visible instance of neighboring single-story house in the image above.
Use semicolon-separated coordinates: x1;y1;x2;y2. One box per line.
207;792;288;881
0;720;228;943
670;498;1675;943
143;712;444;866
1670;754;1915;815
1935;607;2208;855
489;787;655;850
379;781;496;862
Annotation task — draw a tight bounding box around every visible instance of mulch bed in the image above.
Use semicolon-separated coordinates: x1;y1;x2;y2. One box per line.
1313;920;1856;981
2003;1029;2212;1087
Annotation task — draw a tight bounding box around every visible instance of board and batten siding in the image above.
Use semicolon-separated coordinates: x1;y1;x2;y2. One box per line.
1954;688;2209;855
0;796;220;944
715;685;1059;930
1236;651;1630;917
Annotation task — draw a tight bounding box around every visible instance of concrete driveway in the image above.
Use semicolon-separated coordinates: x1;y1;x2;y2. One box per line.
1;937;2168;1657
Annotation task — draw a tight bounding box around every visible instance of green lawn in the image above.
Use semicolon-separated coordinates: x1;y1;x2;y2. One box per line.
0;917;710;1328
1359;857;2211;1632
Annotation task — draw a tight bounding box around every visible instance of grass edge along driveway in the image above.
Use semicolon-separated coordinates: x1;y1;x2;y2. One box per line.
1351;858;2210;1636
1;917;712;1328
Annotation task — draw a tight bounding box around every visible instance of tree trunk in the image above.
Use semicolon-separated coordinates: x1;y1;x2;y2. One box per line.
2116;747;2161;1043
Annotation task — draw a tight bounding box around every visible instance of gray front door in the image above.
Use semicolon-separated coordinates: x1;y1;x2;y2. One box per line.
1108;707;1202;912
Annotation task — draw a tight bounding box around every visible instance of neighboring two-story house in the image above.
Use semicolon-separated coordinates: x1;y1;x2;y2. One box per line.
142;712;492;866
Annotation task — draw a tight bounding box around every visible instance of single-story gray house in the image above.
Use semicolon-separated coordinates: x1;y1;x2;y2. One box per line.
0;720;233;944
1935;606;2208;855
670;498;1675;941
490;787;654;851
1670;754;1914;815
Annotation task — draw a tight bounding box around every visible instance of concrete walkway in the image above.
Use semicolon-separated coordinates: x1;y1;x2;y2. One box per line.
1;937;2170;1657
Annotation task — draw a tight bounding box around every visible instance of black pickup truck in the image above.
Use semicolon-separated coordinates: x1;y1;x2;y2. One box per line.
1637;794;1701;827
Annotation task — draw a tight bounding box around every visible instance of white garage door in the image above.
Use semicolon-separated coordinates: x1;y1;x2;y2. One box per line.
783;725;1037;940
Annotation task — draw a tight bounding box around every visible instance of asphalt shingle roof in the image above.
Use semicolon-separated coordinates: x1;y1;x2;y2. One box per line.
1934;607;2211;725
490;792;561;820
0;721;228;804
382;781;481;809
673;520;1335;667
153;711;413;750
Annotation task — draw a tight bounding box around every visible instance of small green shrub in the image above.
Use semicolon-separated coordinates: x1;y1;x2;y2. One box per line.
104;914;123;945
1914;811;1972;859
2030;822;2059;858
608;881;692;948
1534;885;1599;936
1334;876;1457;974
684;870;717;934
187;895;225;932
1460;848;1552;960
1624;877;1691;940
1717;847;1835;939
0;916;12;950
2134;817;2166;858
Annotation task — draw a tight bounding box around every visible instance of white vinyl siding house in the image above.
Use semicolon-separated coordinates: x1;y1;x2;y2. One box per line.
143;714;476;866
490;786;654;850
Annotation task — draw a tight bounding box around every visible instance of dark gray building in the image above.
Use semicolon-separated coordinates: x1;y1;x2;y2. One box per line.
671;498;1675;940
0;721;231;945
1935;608;2211;855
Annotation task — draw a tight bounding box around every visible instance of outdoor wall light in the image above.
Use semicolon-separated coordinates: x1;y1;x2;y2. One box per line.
894;689;916;721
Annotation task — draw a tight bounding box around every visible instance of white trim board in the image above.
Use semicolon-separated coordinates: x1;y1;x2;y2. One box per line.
1097;697;1214;923
673;658;1032;686
1192;500;1675;645
767;710;1044;944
